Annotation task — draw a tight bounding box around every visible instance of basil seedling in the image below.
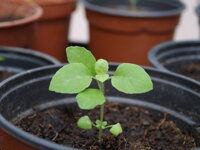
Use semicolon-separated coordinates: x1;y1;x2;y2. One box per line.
49;46;153;144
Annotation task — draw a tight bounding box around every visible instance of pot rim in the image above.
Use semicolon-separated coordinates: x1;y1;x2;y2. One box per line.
36;0;76;6
148;40;200;81
0;64;199;150
0;1;42;28
0;46;60;65
81;0;185;18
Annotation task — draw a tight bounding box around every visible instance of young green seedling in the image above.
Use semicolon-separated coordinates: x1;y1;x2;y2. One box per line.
49;46;153;145
0;57;5;61
129;0;138;7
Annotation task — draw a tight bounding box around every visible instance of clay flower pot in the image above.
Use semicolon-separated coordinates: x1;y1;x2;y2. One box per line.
82;0;185;66
0;64;199;149
0;0;42;48
148;41;200;82
32;0;76;62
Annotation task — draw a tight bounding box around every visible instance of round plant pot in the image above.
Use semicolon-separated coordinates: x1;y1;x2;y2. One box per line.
0;46;60;82
0;0;42;48
82;0;185;66
32;0;76;62
148;41;200;82
0;64;199;149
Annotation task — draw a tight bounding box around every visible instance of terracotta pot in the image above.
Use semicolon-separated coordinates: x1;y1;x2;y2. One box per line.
0;0;42;48
32;0;76;62
0;64;200;149
82;0;185;66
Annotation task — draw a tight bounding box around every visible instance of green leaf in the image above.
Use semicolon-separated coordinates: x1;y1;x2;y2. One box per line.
67;46;96;75
0;57;5;61
95;59;109;75
110;123;122;136
111;63;153;94
49;63;92;94
76;89;105;110
95;74;109;82
77;116;93;130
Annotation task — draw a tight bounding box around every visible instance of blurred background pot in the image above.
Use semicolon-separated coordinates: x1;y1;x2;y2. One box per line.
0;0;42;48
82;0;185;66
148;41;200;82
0;46;60;82
0;64;199;149
32;0;77;62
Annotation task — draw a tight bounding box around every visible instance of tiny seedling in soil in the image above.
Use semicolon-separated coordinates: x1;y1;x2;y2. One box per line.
49;46;153;146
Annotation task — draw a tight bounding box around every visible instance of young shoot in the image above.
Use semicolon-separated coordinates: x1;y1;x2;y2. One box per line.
0;57;5;61
49;46;153;145
129;0;139;7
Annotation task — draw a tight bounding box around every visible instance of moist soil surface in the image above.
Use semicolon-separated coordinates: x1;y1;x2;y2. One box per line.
14;102;197;150
178;62;200;81
0;70;16;81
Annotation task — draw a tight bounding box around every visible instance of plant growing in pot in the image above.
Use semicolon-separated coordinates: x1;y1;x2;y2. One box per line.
29;0;77;62
82;0;185;66
0;46;199;150
0;46;60;81
0;0;42;48
148;40;200;82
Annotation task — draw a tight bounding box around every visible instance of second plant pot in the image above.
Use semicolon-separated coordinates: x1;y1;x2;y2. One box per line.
0;46;60;82
32;0;77;62
82;0;185;66
148;41;200;82
0;0;42;48
0;64;199;150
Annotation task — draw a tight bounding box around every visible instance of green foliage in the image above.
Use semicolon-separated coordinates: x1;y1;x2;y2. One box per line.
49;63;92;94
77;116;92;130
49;46;153;145
0;57;5;61
129;0;138;6
110;123;123;136
67;46;96;76
76;89;105;110
95;59;109;75
111;63;153;94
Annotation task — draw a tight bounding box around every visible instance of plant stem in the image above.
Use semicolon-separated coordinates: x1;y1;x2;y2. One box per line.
129;0;138;7
97;81;105;145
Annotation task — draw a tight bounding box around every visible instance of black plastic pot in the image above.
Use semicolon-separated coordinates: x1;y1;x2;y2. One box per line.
0;46;60;81
148;41;200;82
0;64;199;150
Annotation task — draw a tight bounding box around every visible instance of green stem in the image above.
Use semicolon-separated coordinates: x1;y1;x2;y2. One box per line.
97;81;105;145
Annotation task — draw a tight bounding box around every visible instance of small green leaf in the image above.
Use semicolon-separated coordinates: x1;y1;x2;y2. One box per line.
110;123;122;136
95;74;109;82
95;59;109;75
49;63;92;94
0;57;5;61
77;116;93;130
111;63;153;94
67;46;96;75
76;89;105;110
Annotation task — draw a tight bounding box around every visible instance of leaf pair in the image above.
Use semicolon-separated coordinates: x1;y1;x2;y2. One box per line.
77;116;122;136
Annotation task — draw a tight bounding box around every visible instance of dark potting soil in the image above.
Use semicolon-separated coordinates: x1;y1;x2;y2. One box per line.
14;102;196;150
0;16;23;22
178;62;200;81
0;70;16;81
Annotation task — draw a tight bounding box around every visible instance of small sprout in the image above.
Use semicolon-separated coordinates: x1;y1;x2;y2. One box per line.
77;116;93;130
0;57;5;61
95;59;109;75
110;123;123;136
49;46;153;146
